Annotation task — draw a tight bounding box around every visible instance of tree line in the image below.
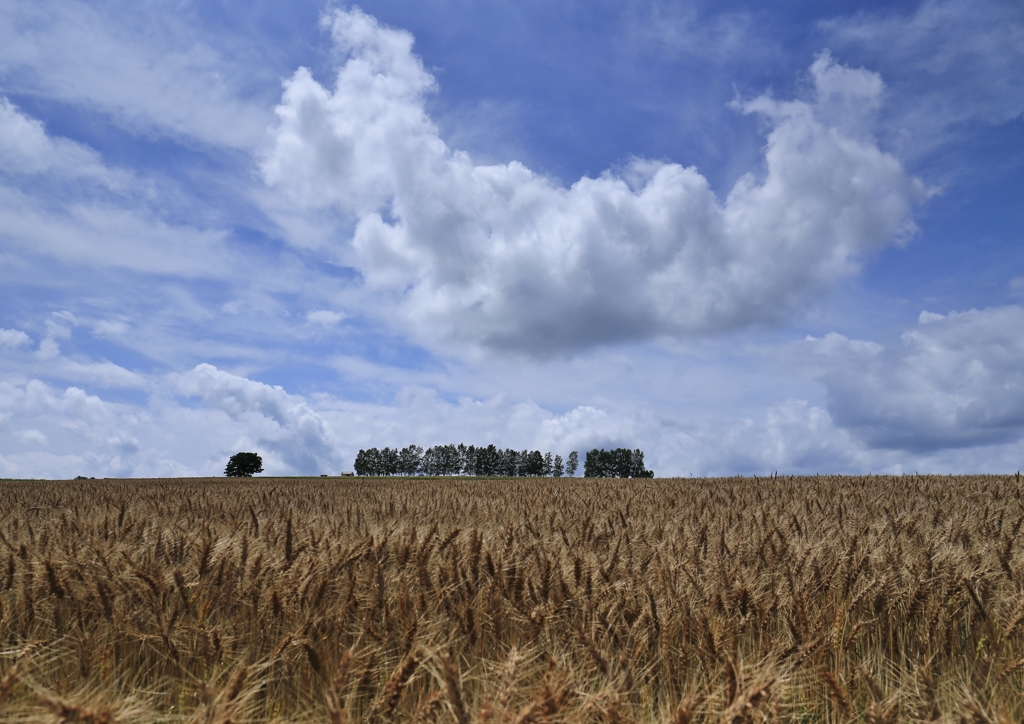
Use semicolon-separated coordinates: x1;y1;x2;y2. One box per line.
353;444;653;478
583;448;654;478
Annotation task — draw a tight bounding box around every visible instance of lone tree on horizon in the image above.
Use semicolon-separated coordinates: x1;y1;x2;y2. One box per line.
225;452;263;477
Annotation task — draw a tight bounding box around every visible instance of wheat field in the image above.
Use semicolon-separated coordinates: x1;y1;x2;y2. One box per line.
0;474;1022;722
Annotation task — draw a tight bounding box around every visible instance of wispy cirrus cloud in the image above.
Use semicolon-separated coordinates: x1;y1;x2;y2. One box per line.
821;0;1024;160
0;97;122;183
0;0;272;149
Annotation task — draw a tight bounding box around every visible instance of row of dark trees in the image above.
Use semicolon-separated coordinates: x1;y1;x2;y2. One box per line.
354;444;577;477
354;445;653;478
583;448;654;478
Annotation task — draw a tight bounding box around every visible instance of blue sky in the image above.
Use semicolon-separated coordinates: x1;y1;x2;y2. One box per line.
1;0;1022;477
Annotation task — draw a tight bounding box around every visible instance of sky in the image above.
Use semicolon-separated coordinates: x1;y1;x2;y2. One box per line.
1;0;1022;478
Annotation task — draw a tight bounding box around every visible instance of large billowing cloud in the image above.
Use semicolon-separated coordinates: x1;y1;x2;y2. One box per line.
169;364;343;475
0;364;345;478
263;8;925;356
810;305;1024;452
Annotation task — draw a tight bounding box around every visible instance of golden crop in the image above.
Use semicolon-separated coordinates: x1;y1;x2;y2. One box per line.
0;474;1022;722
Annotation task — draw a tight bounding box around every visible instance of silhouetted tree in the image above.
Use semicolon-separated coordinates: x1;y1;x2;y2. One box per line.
499;449;519;477
630;448;653;478
520;450;545;476
566;451;579;477
225;452;263;477
421;446;439;475
381;447;399;475
475;444;500;476
438;445;462;475
354;448;380;475
397;445;423;475
583;448;653;478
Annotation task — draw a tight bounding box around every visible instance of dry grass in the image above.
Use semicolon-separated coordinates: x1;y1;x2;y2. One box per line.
0;474;1022;722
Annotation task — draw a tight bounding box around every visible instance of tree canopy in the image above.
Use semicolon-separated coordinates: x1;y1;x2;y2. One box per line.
225;452;263;477
583;448;653;478
354;444;571;477
352;444;653;478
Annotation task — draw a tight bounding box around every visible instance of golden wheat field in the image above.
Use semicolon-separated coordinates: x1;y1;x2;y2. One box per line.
0;474;1023;723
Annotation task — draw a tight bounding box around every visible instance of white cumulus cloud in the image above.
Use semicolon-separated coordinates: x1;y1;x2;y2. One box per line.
0;327;30;348
809;305;1024;452
262;8;926;357
170;363;343;474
